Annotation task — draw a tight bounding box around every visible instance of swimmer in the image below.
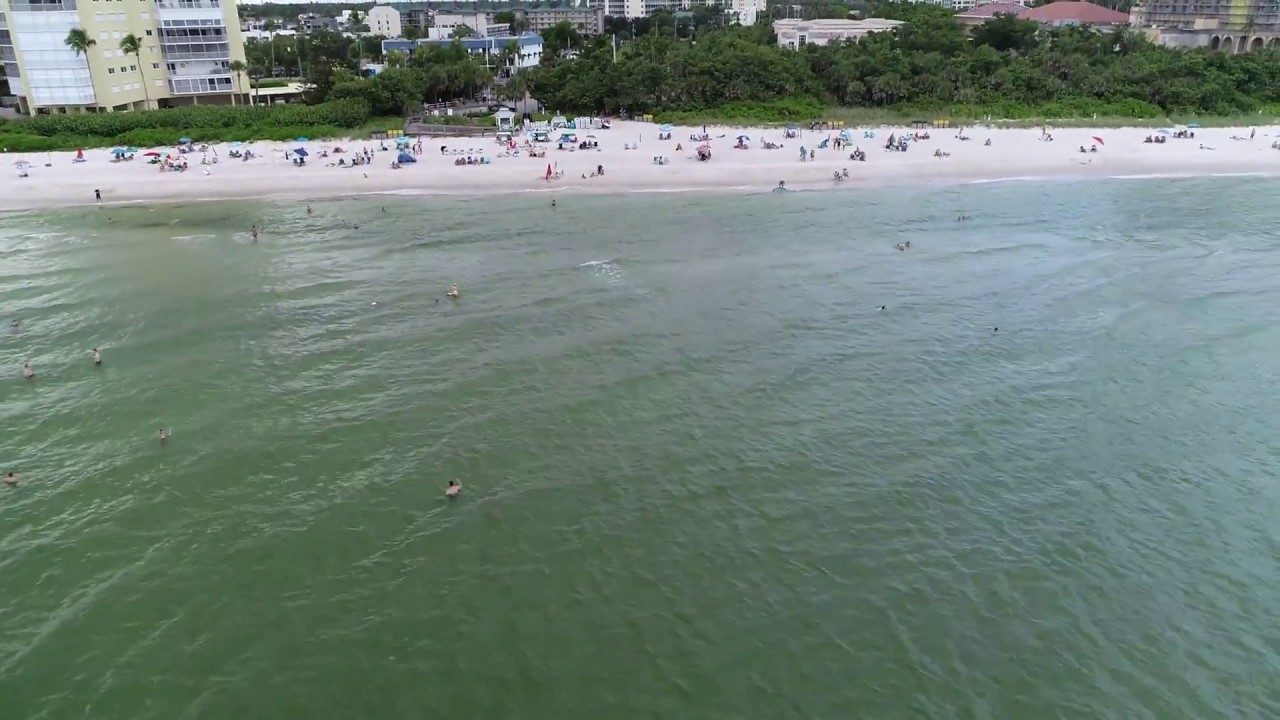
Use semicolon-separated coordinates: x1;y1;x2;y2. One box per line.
879;305;886;311
159;428;170;443
896;244;905;252
250;224;259;242
905;241;911;249
91;348;101;365
10;318;19;328
551;199;557;208
22;362;33;379
447;283;460;299
446;479;461;498
3;472;16;486
306;205;313;216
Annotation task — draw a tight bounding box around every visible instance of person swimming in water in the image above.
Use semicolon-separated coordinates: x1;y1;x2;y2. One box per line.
447;283;460;299
446;479;461;497
159;428;170;443
22;362;33;379
91;348;101;365
3;472;16;486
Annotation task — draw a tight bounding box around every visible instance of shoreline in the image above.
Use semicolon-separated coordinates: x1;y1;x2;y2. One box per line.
3;121;1278;212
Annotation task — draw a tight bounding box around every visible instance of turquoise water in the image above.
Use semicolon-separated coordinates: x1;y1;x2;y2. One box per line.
2;179;1280;718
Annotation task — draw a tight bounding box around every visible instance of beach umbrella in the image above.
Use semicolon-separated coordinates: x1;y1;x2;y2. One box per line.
658;124;673;132
110;147;126;156
296;136;309;142
1156;128;1171;135
737;134;750;141
178;137;192;144
13;160;31;167
124;147;138;154
228;141;244;148
1091;136;1105;146
293;147;309;157
395;136;411;146
396;151;416;164
143;151;162;157
1186;122;1201;129
545;163;553;180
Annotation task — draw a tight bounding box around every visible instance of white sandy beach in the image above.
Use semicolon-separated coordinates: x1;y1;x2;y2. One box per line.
2;120;1278;211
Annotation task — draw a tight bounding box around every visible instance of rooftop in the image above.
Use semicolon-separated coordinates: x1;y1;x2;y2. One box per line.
955;2;1031;19
1023;1;1130;25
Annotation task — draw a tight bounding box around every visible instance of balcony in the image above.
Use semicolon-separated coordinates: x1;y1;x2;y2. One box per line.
169;74;234;94
160;45;231;61
157;0;221;8
7;0;78;11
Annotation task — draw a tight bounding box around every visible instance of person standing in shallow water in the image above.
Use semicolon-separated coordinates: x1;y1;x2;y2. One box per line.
446;480;461;498
91;348;101;365
250;225;259;242
159;428;170;444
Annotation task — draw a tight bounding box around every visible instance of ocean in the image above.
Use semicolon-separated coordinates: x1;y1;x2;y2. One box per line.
2;178;1279;719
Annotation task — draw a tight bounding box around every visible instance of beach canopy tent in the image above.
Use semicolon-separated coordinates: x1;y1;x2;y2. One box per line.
397;152;416;164
550;115;568;128
559;133;577;143
839;129;853;141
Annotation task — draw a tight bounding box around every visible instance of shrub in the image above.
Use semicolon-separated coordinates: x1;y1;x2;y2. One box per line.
20;99;371;138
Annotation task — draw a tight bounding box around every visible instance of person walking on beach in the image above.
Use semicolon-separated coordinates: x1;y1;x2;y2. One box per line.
94;189;101;204
91;348;101;366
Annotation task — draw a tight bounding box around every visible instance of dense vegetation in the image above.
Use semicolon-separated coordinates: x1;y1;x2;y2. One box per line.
0;100;377;152
527;4;1280;120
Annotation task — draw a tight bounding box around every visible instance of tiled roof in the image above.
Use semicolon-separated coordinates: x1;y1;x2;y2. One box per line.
956;2;1031;18
1022;1;1130;24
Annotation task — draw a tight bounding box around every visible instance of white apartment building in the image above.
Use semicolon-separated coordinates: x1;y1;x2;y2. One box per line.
367;4;401;37
0;0;248;114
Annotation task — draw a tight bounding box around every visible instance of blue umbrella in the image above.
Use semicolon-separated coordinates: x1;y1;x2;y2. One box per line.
658;124;673;132
396;151;416;164
110;147;126;155
293;147;309;157
737;134;750;141
1156;128;1171;135
178;137;192;144
395;136;411;146
229;141;244;148
1186;122;1200;129
296;137;309;142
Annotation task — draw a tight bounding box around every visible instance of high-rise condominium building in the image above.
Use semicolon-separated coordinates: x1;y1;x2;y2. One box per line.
0;0;248;115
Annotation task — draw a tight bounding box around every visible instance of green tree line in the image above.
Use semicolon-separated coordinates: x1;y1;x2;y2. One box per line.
525;4;1280;118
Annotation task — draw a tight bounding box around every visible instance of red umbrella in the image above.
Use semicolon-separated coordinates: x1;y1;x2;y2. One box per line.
143;151;162;157
545;163;552;180
1091;136;1104;146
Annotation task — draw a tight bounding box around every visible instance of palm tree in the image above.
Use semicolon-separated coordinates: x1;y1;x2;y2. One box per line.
229;60;247;105
119;33;149;110
64;28;98;111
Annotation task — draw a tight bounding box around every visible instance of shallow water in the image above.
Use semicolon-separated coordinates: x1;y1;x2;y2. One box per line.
2;179;1280;719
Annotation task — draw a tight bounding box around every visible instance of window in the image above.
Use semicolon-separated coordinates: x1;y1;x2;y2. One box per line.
112;31;121;38
98;31;108;39
129;64;135;71
94;11;102;19
111;84;119;92
145;29;152;35
142;15;149;21
107;67;115;73
151;62;158;68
